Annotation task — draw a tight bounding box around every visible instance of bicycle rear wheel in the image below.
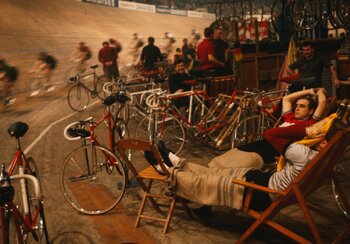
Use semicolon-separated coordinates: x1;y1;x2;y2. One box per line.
67;83;90;112
135;111;185;155
95;75;107;100
61;145;126;215
230;114;275;149
332;145;350;220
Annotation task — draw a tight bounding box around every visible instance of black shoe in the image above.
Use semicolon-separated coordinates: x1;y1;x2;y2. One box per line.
192;205;213;218
158;141;174;167
144;151;157;166
144;151;165;174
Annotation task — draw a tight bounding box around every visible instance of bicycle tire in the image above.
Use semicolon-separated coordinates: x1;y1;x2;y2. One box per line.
331;145;350;220
95;75;107;100
135;111;185;155
110;102;130;124
24;157;49;243
230;114;276;149
61;144;126;215
67;83;90;112
290;0;318;30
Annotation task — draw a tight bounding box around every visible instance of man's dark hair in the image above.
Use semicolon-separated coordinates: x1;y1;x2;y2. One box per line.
204;27;214;38
297;95;317;111
102;41;109;46
301;41;315;49
148;37;155;44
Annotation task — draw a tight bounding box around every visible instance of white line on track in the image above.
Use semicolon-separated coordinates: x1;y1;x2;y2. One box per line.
24;100;100;154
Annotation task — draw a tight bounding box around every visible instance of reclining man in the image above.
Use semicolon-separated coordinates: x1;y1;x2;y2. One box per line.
147;116;341;214
237;87;327;164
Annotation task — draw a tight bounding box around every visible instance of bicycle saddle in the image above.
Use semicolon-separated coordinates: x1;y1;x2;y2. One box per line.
90;64;98;69
8;122;29;138
67;128;90;138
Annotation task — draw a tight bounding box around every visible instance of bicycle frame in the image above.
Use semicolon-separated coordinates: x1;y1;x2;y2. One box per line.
0;172;43;243
7;148;34;225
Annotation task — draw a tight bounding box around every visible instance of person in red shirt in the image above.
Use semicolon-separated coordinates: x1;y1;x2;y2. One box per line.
196;27;225;77
98;41;119;81
237;88;327;164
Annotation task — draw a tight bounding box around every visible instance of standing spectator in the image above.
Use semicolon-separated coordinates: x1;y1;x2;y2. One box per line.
140;36;163;71
98;41;119;81
181;38;189;54
173;48;183;64
0;59;18;106
287;41;340;93
213;28;232;76
29;52;57;96
70;42;91;73
184;42;196;70
197;27;225;77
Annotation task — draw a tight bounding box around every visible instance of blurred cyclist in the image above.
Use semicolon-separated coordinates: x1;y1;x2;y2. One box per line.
0;59;18;106
29;52;57;96
70;42;91;74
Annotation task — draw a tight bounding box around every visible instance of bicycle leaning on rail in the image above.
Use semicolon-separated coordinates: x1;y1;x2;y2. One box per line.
1;122;49;243
61;94;129;215
67;64;106;112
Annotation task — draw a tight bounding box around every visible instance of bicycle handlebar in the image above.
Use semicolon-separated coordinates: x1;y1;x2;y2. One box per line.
10;174;43;201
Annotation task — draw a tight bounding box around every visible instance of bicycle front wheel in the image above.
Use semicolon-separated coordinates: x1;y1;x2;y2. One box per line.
230;114;275;149
67;83;90;112
60;145;126;215
135;111;185;155
332;145;350;220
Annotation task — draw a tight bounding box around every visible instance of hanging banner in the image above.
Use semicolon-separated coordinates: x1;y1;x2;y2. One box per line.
82;0;117;6
156;6;170;14
170;9;187;16
118;1;155;13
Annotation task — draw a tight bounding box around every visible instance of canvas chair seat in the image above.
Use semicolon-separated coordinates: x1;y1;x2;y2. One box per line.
232;127;350;243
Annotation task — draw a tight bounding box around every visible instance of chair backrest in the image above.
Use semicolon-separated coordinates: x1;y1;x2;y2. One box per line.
280;128;350;207
116;139;169;176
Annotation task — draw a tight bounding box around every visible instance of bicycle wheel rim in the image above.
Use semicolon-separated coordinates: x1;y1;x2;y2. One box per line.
135;111;185;155
67;84;90;112
230;114;275;149
332;148;350;220
61;145;126;215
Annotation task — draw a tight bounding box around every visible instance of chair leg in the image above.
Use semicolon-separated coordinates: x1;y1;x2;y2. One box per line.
162;197;176;234
293;185;322;244
135;191;148;228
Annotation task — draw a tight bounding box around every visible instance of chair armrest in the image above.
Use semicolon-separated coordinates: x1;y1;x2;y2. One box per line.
232;179;285;196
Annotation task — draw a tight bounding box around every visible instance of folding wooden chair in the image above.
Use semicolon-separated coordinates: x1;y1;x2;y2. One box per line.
116;139;191;234
232;128;350;243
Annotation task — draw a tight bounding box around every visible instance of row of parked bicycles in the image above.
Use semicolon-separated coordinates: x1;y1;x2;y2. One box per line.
60;64;350;223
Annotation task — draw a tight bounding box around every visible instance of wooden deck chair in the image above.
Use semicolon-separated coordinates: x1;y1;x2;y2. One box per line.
116;139;191;234
232;128;350;243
